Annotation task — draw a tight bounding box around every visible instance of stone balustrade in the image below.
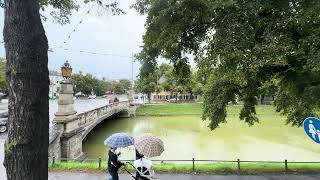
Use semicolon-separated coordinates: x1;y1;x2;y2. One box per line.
49;100;136;162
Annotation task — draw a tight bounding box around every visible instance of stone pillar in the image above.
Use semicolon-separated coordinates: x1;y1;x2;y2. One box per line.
127;89;135;105
52;80;84;160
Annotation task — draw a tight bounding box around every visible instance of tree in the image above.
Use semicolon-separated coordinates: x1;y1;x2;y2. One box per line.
189;70;203;100
97;80;112;95
0;58;6;93
134;0;320;129
136;62;202;102
3;0;49;179
71;72;114;96
135;47;158;102
2;0;122;179
113;79;132;94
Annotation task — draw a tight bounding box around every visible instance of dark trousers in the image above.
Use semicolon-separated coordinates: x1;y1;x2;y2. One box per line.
109;171;119;180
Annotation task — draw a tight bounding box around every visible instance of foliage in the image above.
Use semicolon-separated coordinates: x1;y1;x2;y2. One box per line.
0;0;124;25
135;49;158;101
133;0;320;129
113;79;132;94
137;62;201;99
71;72;130;96
0;58;6;93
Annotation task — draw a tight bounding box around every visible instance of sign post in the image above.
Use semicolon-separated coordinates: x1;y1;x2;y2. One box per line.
303;117;320;144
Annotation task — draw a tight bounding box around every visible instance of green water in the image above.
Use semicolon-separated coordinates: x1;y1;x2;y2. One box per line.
82;115;320;161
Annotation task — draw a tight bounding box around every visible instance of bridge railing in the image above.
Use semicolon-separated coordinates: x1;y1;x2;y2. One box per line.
49;156;320;172
78;101;129;126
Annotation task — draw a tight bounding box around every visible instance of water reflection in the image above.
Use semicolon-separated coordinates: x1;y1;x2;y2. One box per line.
83;115;320;161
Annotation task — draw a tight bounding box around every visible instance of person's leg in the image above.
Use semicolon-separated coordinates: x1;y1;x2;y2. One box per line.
114;172;119;180
109;171;119;180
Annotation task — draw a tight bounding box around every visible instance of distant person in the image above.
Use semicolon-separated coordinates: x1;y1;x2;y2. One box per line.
108;147;124;180
114;97;119;103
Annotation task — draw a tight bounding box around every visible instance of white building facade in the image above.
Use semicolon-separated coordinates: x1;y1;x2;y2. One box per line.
49;71;63;99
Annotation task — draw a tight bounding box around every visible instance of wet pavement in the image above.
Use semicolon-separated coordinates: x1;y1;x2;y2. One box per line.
0;133;6;178
48;172;320;180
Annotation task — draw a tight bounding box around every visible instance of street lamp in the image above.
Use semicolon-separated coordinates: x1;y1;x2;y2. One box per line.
61;60;72;81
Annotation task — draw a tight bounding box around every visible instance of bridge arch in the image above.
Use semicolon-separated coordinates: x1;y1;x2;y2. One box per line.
49;101;137;162
81;108;131;140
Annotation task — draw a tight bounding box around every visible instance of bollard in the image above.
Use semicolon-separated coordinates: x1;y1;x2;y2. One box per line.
237;159;240;171
192;158;195;172
285;159;288;172
99;158;102;170
52;156;55;164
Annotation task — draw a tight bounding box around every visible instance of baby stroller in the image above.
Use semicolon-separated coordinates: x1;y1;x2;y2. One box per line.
124;158;155;180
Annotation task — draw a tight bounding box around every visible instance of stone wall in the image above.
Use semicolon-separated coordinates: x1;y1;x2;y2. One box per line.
48;124;63;162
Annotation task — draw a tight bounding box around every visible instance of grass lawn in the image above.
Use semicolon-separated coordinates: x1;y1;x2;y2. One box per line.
48;161;320;174
136;103;278;116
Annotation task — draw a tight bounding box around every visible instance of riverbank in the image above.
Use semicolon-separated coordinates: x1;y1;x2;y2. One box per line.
136;103;278;116
48;162;320;174
48;172;320;180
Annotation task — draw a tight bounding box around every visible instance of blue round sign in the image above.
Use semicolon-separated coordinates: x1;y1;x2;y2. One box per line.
304;117;320;144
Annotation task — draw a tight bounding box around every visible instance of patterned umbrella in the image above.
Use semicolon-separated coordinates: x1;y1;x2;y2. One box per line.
104;132;134;148
135;134;164;158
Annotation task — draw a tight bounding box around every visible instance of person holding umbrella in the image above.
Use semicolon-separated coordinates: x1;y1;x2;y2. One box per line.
134;134;164;180
108;147;124;180
104;132;135;180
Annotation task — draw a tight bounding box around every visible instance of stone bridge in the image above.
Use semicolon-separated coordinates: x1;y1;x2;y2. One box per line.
48;81;137;162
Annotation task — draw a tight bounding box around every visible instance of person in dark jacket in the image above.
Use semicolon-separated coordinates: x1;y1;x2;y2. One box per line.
135;150;144;180
108;147;124;180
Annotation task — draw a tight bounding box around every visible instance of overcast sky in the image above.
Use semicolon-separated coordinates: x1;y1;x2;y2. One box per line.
0;0;147;80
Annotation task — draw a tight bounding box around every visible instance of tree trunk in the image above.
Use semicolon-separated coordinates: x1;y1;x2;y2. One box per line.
260;94;265;105
3;0;49;179
147;92;151;103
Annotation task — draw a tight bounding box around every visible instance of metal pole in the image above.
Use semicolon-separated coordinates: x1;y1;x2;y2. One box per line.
99;158;102;170
53;156;55;164
192;158;195;172
285;159;288;172
237;159;240;171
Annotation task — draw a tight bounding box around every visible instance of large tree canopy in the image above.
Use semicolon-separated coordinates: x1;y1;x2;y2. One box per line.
0;0;123;25
134;0;320;129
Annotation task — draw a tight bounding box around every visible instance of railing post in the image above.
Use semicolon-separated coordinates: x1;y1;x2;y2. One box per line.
99;158;102;170
237;159;240;171
52;156;55;164
285;159;288;172
192;158;195;172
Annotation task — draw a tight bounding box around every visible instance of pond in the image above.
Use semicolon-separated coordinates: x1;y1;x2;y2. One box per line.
82;115;320;162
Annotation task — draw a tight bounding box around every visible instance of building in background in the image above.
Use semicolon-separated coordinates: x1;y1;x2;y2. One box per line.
150;91;201;102
150;75;202;102
49;71;63;99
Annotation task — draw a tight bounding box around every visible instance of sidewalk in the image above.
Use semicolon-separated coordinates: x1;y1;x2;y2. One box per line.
48;172;320;180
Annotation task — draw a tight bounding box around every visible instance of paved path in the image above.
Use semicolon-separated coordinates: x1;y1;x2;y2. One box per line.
0;133;6;178
48;172;320;180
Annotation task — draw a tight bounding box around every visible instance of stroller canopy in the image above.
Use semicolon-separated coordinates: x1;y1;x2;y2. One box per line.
133;158;154;179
